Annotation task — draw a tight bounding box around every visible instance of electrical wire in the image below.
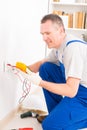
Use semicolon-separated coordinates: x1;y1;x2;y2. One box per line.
18;78;31;104
7;64;31;104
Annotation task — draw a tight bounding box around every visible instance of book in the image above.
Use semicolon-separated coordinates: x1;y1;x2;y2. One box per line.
73;11;85;29
73;12;79;28
84;13;87;29
78;12;85;29
68;14;73;28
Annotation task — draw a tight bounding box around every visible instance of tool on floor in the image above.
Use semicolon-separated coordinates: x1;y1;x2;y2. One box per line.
20;111;39;119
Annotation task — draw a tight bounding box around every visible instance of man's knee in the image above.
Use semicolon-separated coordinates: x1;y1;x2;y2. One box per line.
39;62;53;78
39;62;52;72
42;118;63;130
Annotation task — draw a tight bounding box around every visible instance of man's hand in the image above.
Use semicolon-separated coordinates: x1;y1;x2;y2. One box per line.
16;62;41;86
28;72;42;86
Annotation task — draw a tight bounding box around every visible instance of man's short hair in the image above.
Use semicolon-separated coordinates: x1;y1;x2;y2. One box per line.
41;13;64;30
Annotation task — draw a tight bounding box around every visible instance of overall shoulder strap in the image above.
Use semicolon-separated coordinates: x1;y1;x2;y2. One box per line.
66;40;87;47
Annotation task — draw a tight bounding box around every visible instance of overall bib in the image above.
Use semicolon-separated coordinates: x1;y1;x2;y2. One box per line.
39;40;87;130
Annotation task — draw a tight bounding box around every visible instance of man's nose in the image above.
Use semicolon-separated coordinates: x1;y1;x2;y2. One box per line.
43;34;47;41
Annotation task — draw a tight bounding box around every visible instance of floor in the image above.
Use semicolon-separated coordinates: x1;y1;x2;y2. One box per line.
0;69;87;130
0;71;47;130
1;113;87;130
1;113;42;130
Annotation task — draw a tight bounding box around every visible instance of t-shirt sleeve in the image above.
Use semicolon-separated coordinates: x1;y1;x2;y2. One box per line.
64;43;87;79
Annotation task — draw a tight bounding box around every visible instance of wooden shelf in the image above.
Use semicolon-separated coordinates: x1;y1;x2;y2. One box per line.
49;0;87;41
52;2;87;6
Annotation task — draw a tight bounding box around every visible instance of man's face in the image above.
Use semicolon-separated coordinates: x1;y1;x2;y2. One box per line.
40;20;63;49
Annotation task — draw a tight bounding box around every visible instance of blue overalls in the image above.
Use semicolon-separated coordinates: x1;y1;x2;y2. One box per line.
39;40;87;130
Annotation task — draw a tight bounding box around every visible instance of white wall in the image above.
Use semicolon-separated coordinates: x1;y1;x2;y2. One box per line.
0;0;48;71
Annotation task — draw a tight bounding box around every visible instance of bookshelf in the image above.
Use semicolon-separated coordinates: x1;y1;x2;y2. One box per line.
48;0;87;42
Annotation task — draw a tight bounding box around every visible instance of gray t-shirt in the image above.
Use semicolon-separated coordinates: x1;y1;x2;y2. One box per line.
46;34;87;88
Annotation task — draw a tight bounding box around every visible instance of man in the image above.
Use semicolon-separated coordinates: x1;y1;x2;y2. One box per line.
17;14;87;130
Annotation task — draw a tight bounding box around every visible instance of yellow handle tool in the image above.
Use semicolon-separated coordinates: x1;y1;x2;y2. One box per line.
16;62;32;75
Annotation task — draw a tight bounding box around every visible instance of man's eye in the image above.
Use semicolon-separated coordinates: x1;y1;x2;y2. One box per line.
46;32;50;35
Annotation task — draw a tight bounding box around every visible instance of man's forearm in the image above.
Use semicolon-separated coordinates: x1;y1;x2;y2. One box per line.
28;59;47;73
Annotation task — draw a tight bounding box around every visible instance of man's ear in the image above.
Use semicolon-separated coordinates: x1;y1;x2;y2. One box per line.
59;26;64;33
